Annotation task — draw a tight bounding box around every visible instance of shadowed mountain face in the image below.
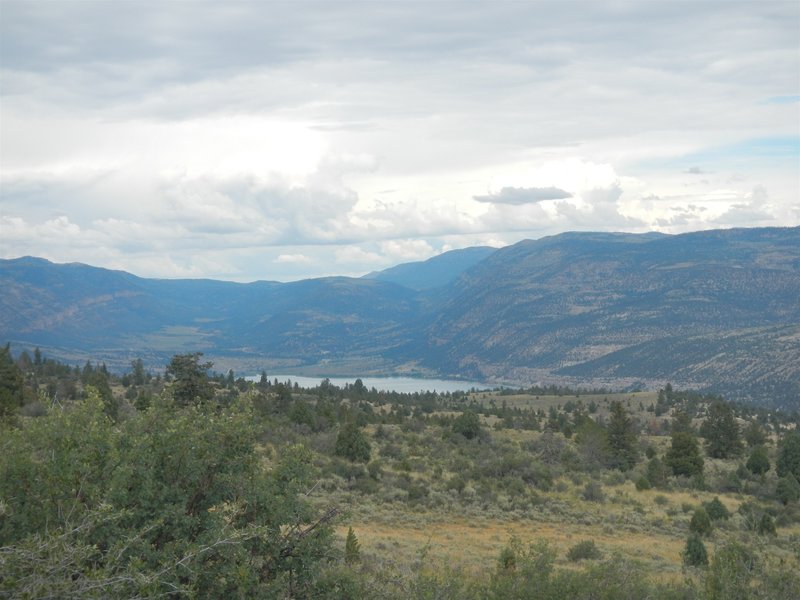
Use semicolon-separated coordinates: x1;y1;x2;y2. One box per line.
363;246;496;290
2;227;798;407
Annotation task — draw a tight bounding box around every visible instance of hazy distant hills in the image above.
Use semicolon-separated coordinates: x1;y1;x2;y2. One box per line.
2;227;798;407
363;246;496;290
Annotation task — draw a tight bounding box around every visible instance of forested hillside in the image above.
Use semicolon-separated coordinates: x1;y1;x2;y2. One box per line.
2;226;798;407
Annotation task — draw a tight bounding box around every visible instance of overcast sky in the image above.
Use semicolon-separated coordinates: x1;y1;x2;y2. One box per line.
1;1;798;281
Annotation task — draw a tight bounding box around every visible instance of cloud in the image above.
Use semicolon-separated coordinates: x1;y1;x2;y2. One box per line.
473;186;572;204
1;2;798;280
274;254;311;264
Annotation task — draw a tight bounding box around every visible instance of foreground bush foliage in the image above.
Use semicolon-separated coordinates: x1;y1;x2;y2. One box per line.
0;391;335;598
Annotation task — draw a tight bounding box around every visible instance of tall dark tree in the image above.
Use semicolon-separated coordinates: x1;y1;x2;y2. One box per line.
0;344;25;422
683;533;708;567
700;401;743;459
83;369;117;419
453;410;482;440
606;401;638;471
131;358;146;386
776;430;800;480
743;421;768;448
665;431;704;477
745;445;770;476
334;421;371;462
670;409;694;435
166;353;214;406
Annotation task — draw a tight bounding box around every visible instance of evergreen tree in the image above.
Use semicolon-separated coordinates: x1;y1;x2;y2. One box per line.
165;353;214;406
344;527;361;564
776;430;800;479
335;422;371;462
131;358;146;386
606;401;638;471
683;533;708;567
776;473;800;505
453;410;482;440
757;513;776;536
689;507;712;536
743;421;767;448
703;497;731;521
745;445;770;475
700;401;743;459
670;409;694;435
646;456;669;488
665;431;704;477
0;344;25;422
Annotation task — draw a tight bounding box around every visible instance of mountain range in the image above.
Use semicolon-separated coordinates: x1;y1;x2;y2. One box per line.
2;226;799;407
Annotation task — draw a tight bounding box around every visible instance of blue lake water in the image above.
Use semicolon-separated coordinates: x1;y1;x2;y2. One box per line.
246;374;490;393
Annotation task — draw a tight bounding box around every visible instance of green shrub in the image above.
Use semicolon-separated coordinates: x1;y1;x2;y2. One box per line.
635;475;651;491
452;410;481;440
746;445;770;476
582;481;605;503
654;494;669;506
757;513;777;536
703;497;731;521
567;540;603;562
776;473;800;505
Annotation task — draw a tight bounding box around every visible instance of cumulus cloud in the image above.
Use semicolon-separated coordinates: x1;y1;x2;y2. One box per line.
473;186;572;204
274;254;311;264
1;2;797;280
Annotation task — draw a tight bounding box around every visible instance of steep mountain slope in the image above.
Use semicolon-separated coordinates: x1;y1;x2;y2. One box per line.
2;226;798;405
364;246;496;290
413;227;799;403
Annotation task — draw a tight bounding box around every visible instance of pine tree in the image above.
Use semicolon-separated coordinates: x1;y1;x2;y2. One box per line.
703;497;731;521
666;431;704;477
166;353;214;406
700;401;743;459
745;445;770;476
776;473;800;505
0;344;25;422
606;401;638;471
776;431;800;479
345;527;361;564
335;422;371;462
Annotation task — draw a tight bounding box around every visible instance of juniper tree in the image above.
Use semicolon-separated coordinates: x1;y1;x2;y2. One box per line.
700;401;743;459
776;430;800;480
746;445;770;476
666;431;704;477
335;421;371;462
683;533;708;567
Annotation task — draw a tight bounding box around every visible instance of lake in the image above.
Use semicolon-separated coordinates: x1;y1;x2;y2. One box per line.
246;374;490;393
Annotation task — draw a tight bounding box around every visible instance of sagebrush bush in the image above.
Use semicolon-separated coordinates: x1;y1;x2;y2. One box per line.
567;540;603;562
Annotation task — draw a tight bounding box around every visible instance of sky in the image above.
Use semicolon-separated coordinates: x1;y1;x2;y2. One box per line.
1;1;798;282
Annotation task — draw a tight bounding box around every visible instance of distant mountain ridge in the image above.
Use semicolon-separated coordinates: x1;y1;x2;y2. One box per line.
363;246;496;290
2;226;798;407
